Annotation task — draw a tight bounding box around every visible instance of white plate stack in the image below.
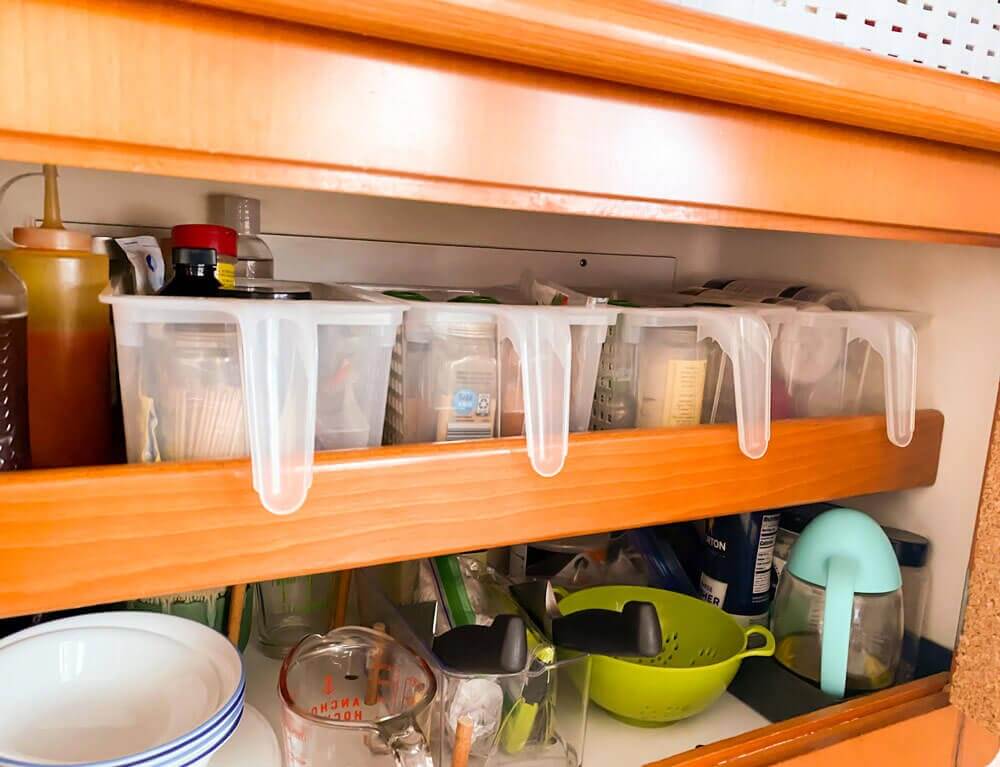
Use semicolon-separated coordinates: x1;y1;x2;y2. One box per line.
0;613;245;767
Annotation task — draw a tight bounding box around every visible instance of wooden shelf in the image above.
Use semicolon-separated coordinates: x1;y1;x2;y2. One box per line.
189;0;1000;155
649;673;951;767
2;0;1000;244
0;411;942;619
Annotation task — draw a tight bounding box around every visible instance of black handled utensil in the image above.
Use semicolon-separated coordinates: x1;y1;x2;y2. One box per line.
433;614;529;673
510;580;662;657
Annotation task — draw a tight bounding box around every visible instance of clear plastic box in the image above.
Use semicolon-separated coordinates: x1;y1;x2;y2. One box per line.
356;568;590;767
103;285;405;514
362;285;615;477
480;280;616;435
582;292;773;459
669;289;920;447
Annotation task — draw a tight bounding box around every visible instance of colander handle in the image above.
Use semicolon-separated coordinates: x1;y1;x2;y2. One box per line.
734;625;776;659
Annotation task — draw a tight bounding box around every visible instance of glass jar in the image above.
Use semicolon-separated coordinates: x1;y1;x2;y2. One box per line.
0;260;28;471
212;195;275;282
884;527;930;683
255;573;337;659
771;573;903;692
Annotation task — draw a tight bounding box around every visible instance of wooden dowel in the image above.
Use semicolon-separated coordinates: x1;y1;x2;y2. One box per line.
332;569;352;629
452;714;474;767
365;625;384;707
226;584;247;645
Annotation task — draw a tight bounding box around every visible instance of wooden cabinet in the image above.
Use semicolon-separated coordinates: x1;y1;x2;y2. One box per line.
0;1;997;764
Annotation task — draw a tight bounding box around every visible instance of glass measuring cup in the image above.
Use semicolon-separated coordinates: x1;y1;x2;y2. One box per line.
280;627;436;767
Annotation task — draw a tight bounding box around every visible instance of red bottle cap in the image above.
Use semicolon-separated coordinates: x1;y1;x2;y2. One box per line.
171;224;237;257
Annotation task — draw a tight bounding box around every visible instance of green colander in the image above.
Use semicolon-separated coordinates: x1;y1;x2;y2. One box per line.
557;585;775;725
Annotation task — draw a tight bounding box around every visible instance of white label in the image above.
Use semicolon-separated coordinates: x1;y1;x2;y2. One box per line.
638;358;707;428
699;572;728;608
116;235;165;294
753;513;780;596
436;365;496;441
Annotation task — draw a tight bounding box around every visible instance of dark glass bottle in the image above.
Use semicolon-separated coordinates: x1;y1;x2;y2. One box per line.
159;247;222;297
0;259;29;471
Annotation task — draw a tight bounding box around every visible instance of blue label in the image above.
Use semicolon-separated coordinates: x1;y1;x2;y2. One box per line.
452;389;478;416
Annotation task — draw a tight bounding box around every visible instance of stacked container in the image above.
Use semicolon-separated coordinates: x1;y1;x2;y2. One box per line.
103;283;404;514
365;285;615;477
480;278;616;435
672;286;921;447
558;285;773;459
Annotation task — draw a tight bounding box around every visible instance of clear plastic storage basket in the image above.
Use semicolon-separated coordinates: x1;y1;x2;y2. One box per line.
479;279;616;435
103;285;405;514
669;289;920;447
367;286;614;477
585;293;773;459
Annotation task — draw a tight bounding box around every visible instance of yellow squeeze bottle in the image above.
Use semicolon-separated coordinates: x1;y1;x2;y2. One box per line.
2;165;112;467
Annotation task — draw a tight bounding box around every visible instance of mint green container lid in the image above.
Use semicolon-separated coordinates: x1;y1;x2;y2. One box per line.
786;508;901;593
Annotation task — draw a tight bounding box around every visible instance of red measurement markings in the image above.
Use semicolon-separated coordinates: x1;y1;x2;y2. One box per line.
310;695;364;721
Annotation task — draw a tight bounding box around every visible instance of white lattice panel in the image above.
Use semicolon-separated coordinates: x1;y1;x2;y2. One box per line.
676;0;1000;81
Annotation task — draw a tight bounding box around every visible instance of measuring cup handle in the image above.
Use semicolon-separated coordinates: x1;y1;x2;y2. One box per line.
388;724;434;767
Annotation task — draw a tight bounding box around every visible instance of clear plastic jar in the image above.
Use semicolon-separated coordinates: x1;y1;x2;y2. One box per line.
138;326;247;462
635;327;708;428
212;195;275;281
431;322;497;441
884;527;931;683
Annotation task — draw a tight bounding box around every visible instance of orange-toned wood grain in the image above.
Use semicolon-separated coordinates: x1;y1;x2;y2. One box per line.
1;0;1000;244
957;711;1000;767
186;0;1000;154
0;412;942;618
766;701;962;767
648;674;950;767
952;388;1000;738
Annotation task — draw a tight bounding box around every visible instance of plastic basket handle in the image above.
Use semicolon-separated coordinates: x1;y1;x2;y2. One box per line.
845;313;917;447
734;624;776;660
698;311;772;459
235;308;319;515
497;311;572;477
648;309;772;459
820;555;857;699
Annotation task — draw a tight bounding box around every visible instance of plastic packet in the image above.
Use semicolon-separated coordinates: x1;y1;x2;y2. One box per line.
115;235;165;294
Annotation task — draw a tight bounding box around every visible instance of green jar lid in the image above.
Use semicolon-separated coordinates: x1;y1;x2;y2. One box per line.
383;289;430;301
448;294;501;304
609;298;640;307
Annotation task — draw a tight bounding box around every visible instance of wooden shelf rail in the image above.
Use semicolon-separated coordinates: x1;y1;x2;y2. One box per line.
0;411;942;618
187;0;1000;155
3;0;1000;244
650;672;951;767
